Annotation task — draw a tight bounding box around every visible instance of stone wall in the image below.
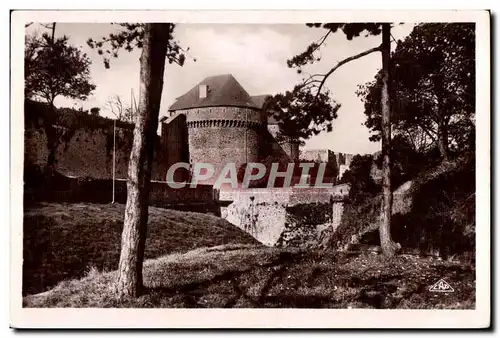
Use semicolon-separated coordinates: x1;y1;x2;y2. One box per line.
24;171;218;213
220;185;349;246
24;103;186;181
163;114;190;182
300;149;332;162
171;106;303;184
300;149;359;180
172;107;263;184
266;124;300;161
300;149;339;180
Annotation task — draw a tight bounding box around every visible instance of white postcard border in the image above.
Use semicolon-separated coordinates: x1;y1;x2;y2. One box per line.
10;9;491;329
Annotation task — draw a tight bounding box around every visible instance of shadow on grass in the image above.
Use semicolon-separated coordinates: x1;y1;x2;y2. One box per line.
143;253;474;309
142;250;311;308
23;203;261;296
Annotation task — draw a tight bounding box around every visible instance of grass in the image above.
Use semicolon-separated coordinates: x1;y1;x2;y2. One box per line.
23;245;475;309
23;202;260;295
23;202;475;309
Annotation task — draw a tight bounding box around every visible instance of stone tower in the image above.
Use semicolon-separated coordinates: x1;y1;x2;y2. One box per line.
168;74;266;183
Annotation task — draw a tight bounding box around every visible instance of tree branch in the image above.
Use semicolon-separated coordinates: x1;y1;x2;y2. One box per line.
294;74;325;91
390;33;397;43
419;122;437;142
303;79;322;87
314;45;382;99
313;29;333;51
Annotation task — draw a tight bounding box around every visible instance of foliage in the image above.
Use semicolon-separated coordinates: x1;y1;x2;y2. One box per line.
372;134;443;189
25;33;96;106
90;107;101;116
339;154;380;205
266;23;390;142
276;202;333;248
332;153;475;258
330;195;382;252
289;23;384;69
86;23;193;69
390;154;475;258
357;23;475;158
264;87;340;142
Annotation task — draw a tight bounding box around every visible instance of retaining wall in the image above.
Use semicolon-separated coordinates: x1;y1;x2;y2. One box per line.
220;185;349;246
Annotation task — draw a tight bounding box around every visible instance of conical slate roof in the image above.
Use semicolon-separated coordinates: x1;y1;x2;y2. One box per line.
168;74;259;111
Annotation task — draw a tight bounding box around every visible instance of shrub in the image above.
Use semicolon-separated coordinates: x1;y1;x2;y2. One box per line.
390;153;475;258
330;153;475;258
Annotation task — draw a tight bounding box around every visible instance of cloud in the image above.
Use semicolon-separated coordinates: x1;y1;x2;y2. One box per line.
162;25;300;103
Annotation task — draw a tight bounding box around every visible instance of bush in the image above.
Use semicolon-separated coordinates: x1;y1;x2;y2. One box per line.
390;153;475;258
276;202;333;247
330;153;475;258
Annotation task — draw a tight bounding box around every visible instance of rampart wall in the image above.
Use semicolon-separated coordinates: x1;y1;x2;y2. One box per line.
24;101;187;181
220;184;349;246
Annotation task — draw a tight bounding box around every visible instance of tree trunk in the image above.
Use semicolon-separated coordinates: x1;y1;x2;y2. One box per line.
115;23;171;298
437;121;449;162
51;22;56;43
434;81;449;162
379;23;400;257
45;103;57;173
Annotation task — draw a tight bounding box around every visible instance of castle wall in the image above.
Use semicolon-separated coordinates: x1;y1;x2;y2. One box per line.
24;124;50;168
279;141;300;161
301;150;359;181
300;149;331;162
24;107;184;182
220;185;349;246
267;124;280;139
163;114;190;182
266;124;300;161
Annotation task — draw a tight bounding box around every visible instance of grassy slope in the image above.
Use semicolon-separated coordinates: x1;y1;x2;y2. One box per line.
24;244;475;309
23;203;260;295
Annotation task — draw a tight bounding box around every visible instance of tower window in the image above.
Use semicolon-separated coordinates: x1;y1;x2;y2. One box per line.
199;85;208;98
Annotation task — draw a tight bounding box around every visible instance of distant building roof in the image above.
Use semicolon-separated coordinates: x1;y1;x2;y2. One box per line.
251;94;280;125
168;74;259;111
250;94;271;109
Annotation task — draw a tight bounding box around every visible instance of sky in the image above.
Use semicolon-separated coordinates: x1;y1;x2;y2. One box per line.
26;23;416;155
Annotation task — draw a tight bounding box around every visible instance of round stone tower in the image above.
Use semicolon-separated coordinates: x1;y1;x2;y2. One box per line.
168;74;266;184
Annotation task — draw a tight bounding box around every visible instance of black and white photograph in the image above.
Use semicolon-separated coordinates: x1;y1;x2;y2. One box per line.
10;10;490;329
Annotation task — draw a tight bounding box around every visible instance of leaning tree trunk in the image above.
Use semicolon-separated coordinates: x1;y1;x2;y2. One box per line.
379;23;400;257
437;121;449;163
435;80;449;163
116;23;171;298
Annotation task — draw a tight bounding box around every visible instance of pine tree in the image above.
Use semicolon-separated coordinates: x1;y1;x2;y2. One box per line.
284;22;401;256
88;23;189;297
